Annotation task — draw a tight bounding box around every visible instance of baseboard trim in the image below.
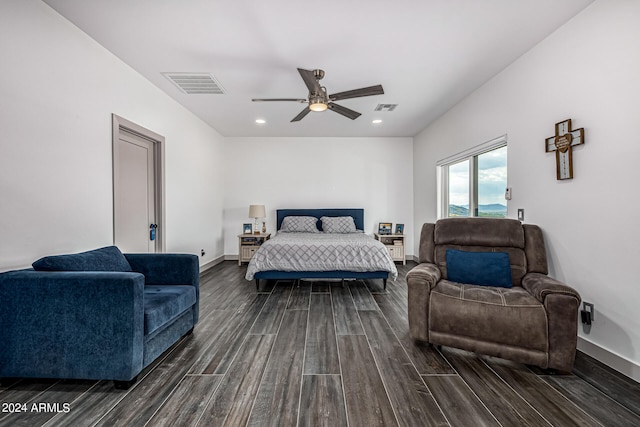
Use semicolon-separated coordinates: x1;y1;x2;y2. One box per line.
200;255;225;272
577;336;640;382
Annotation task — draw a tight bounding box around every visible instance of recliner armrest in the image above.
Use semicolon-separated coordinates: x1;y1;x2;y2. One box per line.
406;263;441;342
522;272;581;304
406;262;441;290
522;272;581;372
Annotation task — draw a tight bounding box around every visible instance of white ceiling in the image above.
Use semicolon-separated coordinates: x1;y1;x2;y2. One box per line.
43;0;594;138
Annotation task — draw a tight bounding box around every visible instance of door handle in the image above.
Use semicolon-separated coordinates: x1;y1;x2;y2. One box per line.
150;224;158;241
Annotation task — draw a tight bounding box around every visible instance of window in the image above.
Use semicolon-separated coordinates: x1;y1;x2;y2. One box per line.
437;136;507;218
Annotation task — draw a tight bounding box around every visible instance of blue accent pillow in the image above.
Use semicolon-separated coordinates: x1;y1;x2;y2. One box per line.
32;246;132;272
445;249;512;288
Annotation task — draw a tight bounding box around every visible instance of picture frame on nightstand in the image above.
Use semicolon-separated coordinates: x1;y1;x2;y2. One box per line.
243;223;252;234
395;224;404;234
378;222;392;235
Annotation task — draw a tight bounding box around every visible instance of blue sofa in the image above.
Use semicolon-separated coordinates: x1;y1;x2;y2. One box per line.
0;246;199;388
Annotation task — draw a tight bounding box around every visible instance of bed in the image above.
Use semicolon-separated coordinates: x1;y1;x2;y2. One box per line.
246;208;398;290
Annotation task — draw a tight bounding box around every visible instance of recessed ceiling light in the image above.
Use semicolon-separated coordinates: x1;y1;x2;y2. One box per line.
372;119;382;124
255;119;266;124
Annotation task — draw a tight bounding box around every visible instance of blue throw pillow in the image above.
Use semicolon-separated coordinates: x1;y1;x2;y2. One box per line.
32;246;132;272
445;249;512;288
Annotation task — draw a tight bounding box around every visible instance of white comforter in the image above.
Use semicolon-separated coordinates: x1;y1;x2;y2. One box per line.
245;232;398;281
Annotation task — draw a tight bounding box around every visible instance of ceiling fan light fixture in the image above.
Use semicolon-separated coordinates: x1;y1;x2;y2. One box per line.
309;96;328;112
309;102;328;112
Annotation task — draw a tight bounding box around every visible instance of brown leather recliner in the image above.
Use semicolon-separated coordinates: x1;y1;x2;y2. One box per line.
407;217;581;372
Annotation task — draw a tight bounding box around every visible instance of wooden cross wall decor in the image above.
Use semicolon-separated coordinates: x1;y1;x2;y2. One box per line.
545;118;585;180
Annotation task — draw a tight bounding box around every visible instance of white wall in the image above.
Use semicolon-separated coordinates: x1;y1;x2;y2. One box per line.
0;0;225;271
224;137;414;256
414;0;640;379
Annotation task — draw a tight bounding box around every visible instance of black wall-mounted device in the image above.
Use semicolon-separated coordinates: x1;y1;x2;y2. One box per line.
581;302;594;325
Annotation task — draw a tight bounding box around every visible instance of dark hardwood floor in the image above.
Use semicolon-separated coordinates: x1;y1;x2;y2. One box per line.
1;260;639;426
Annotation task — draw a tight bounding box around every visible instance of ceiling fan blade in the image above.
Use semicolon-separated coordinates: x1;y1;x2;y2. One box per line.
252;98;307;102
291;107;311;122
328;102;361;120
297;68;322;94
329;85;384;101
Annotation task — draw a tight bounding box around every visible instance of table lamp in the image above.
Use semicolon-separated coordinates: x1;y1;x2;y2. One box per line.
248;204;266;234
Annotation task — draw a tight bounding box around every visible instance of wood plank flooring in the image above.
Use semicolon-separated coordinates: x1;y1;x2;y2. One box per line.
1;261;640;426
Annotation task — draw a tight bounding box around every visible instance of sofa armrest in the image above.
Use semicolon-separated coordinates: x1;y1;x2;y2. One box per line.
125;253;200;324
0;270;145;381
522;272;581;304
406;263;441;342
124;253;199;287
522;272;581;372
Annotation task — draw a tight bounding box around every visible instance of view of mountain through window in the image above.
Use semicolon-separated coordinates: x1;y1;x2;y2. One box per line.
447;145;507;218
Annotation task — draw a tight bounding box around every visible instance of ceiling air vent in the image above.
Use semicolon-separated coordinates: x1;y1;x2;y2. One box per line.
374;103;398;112
162;72;225;94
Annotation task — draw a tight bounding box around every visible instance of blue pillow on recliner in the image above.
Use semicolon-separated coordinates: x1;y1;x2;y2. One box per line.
445;249;512;288
32;246;132;272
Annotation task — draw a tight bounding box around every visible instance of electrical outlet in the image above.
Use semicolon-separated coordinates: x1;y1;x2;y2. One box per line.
200;249;205;257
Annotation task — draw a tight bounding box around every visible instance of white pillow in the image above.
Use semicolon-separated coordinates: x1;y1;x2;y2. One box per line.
320;216;357;233
279;216;320;233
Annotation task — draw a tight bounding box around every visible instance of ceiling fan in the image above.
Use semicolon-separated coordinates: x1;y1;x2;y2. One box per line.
252;68;384;122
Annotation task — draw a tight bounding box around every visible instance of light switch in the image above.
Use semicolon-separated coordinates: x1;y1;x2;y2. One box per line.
517;209;524;222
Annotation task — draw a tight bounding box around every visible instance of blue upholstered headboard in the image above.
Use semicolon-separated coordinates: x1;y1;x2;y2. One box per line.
276;209;364;231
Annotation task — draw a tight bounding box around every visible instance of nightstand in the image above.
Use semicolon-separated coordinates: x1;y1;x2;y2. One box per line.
374;233;406;265
238;233;271;265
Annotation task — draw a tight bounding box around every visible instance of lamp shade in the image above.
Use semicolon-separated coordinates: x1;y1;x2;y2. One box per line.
248;204;266;218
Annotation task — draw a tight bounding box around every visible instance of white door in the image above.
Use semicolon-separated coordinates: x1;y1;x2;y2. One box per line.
114;128;157;253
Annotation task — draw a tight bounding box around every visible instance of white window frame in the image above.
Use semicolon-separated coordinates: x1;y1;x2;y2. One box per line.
436;135;507;219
